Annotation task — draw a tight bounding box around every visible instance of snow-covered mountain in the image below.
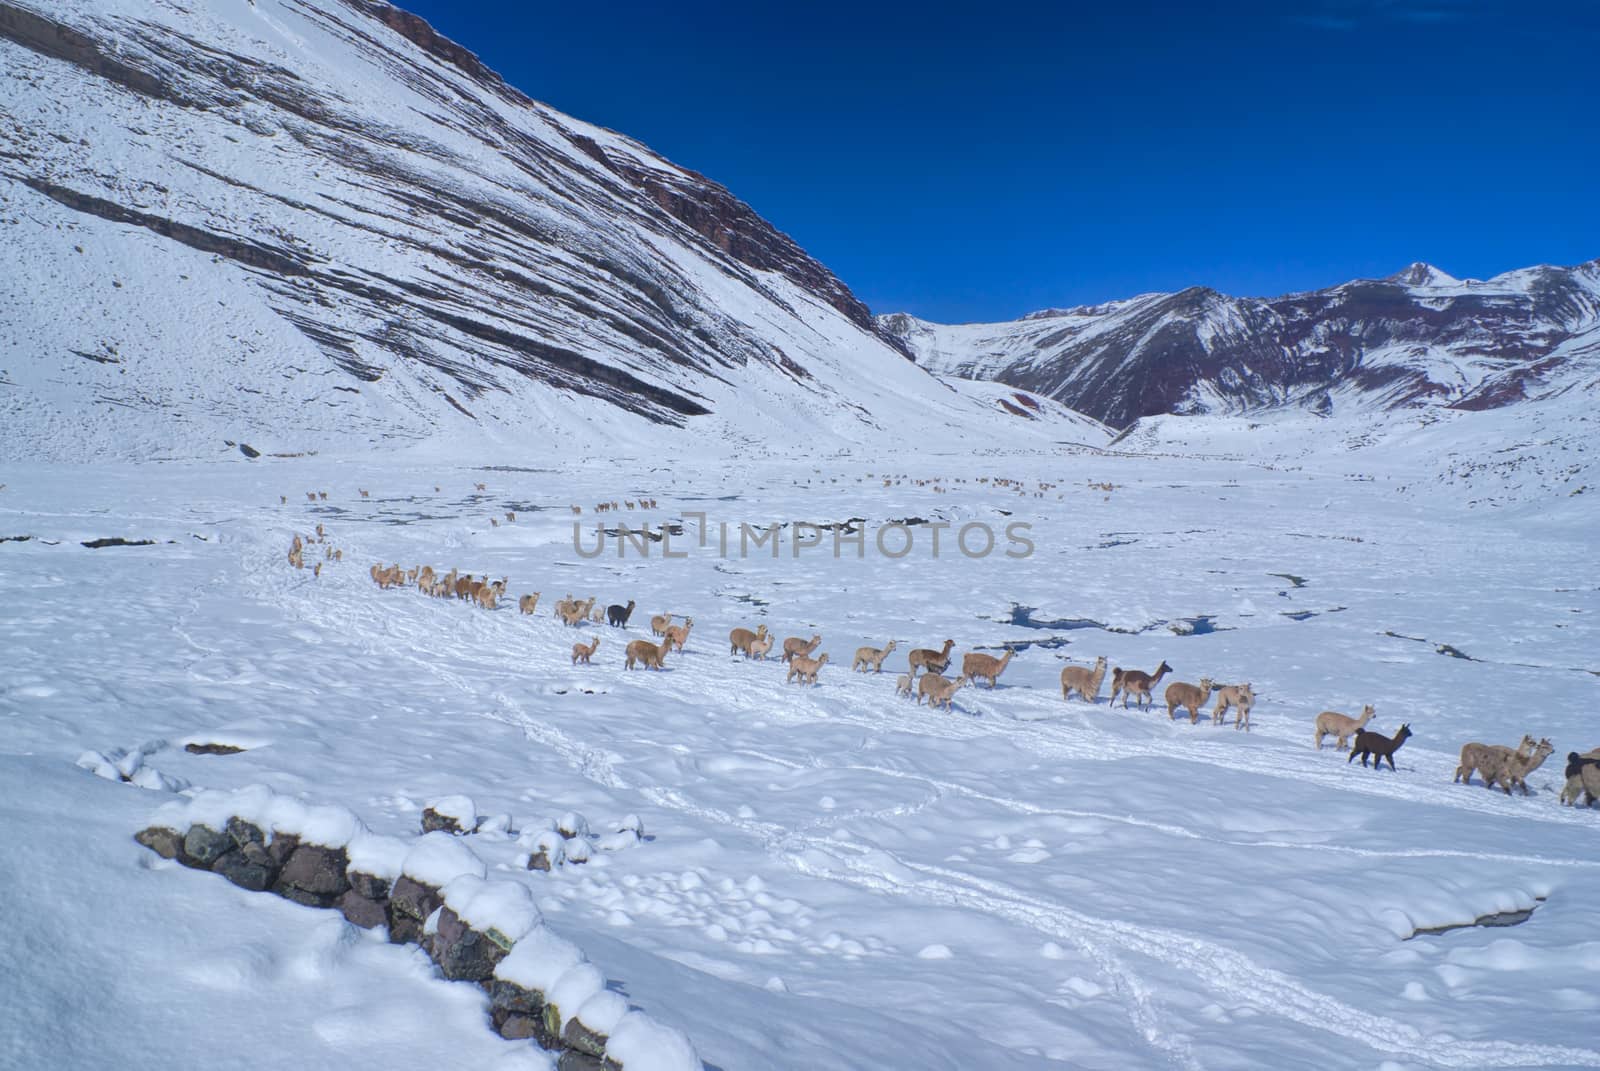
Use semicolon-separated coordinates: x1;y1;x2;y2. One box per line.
0;0;1108;462
881;261;1600;428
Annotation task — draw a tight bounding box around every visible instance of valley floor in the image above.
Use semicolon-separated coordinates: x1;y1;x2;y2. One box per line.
3;442;1598;1070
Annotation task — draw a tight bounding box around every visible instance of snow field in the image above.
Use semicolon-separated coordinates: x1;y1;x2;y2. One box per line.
3;438;1598;1070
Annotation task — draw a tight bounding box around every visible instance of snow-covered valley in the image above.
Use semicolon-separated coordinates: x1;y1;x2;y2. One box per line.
4;424;1598;1070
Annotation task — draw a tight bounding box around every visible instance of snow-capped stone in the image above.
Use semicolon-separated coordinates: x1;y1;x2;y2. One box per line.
603;1012;703;1071
422;794;478;835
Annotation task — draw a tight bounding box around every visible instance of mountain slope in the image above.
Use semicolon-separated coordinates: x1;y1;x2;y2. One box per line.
881;261;1600;428
0;0;1103;461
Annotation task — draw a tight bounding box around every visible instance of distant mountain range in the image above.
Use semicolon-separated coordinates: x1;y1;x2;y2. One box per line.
1;0;1592;461
881;261;1600;428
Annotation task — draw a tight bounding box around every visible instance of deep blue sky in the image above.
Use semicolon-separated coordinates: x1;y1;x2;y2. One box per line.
401;0;1596;323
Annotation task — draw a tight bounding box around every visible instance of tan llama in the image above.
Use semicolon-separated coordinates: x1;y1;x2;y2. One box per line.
624;637;670;671
786;652;830;685
1164;678;1215;723
961;647;1016;689
1314;704;1375;751
572;636;600;665
782;634;823;664
729;624;768;656
1060;656;1107;703
852;640;898;673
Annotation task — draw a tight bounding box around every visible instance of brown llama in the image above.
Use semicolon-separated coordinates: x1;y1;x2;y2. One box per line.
730;623;768;656
907;639;956;678
782;634;823;664
1110;660;1173;710
624;637;670;671
519;592;541;615
572;636;601;665
1349;724;1413;771
1164;677;1215;723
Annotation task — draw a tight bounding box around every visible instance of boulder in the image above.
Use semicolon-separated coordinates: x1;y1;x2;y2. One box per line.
134;826;184;860
278;844;351;896
497;1013;555;1046
348;870;391;901
560;1052;605;1071
213;851;274;892
563;1018;610;1058
182;825;234;868
388;875;441;921
337;889;388;929
429;906;508;981
489;979;546;1020
265;832;301;867
421;807;467;835
272;882;338;909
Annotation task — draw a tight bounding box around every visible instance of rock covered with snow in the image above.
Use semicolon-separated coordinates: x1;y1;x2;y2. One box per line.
603;1011;703;1071
132;785;702;1065
422;794;479;835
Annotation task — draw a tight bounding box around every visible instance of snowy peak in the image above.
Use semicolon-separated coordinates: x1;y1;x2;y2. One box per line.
3;0;1042;462
1385;262;1460;287
882;260;1600;428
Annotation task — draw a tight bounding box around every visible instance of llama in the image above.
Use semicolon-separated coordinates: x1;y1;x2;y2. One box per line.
1454;735;1536;787
475;482;486;491
624;637;670;671
1560;750;1600;806
607;600;637;628
729;624;768;656
1211;683;1254;728
1060;656;1107;704
852;640;898;673
360;489;369;498
746;633;775;661
505;511;516;523
664;618;694;653
907;639;956;678
571;636;600;665
961;647;1016;689
1164;677;1215;723
1484;738;1554;796
786;652;830;685
650;613;674;637
895;673;915;699
474;579;505;611
1314;704;1375;751
519;593;541;615
782;634;823;664
1348;724;1413;771
1110;660;1173;710
917;673;969;711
